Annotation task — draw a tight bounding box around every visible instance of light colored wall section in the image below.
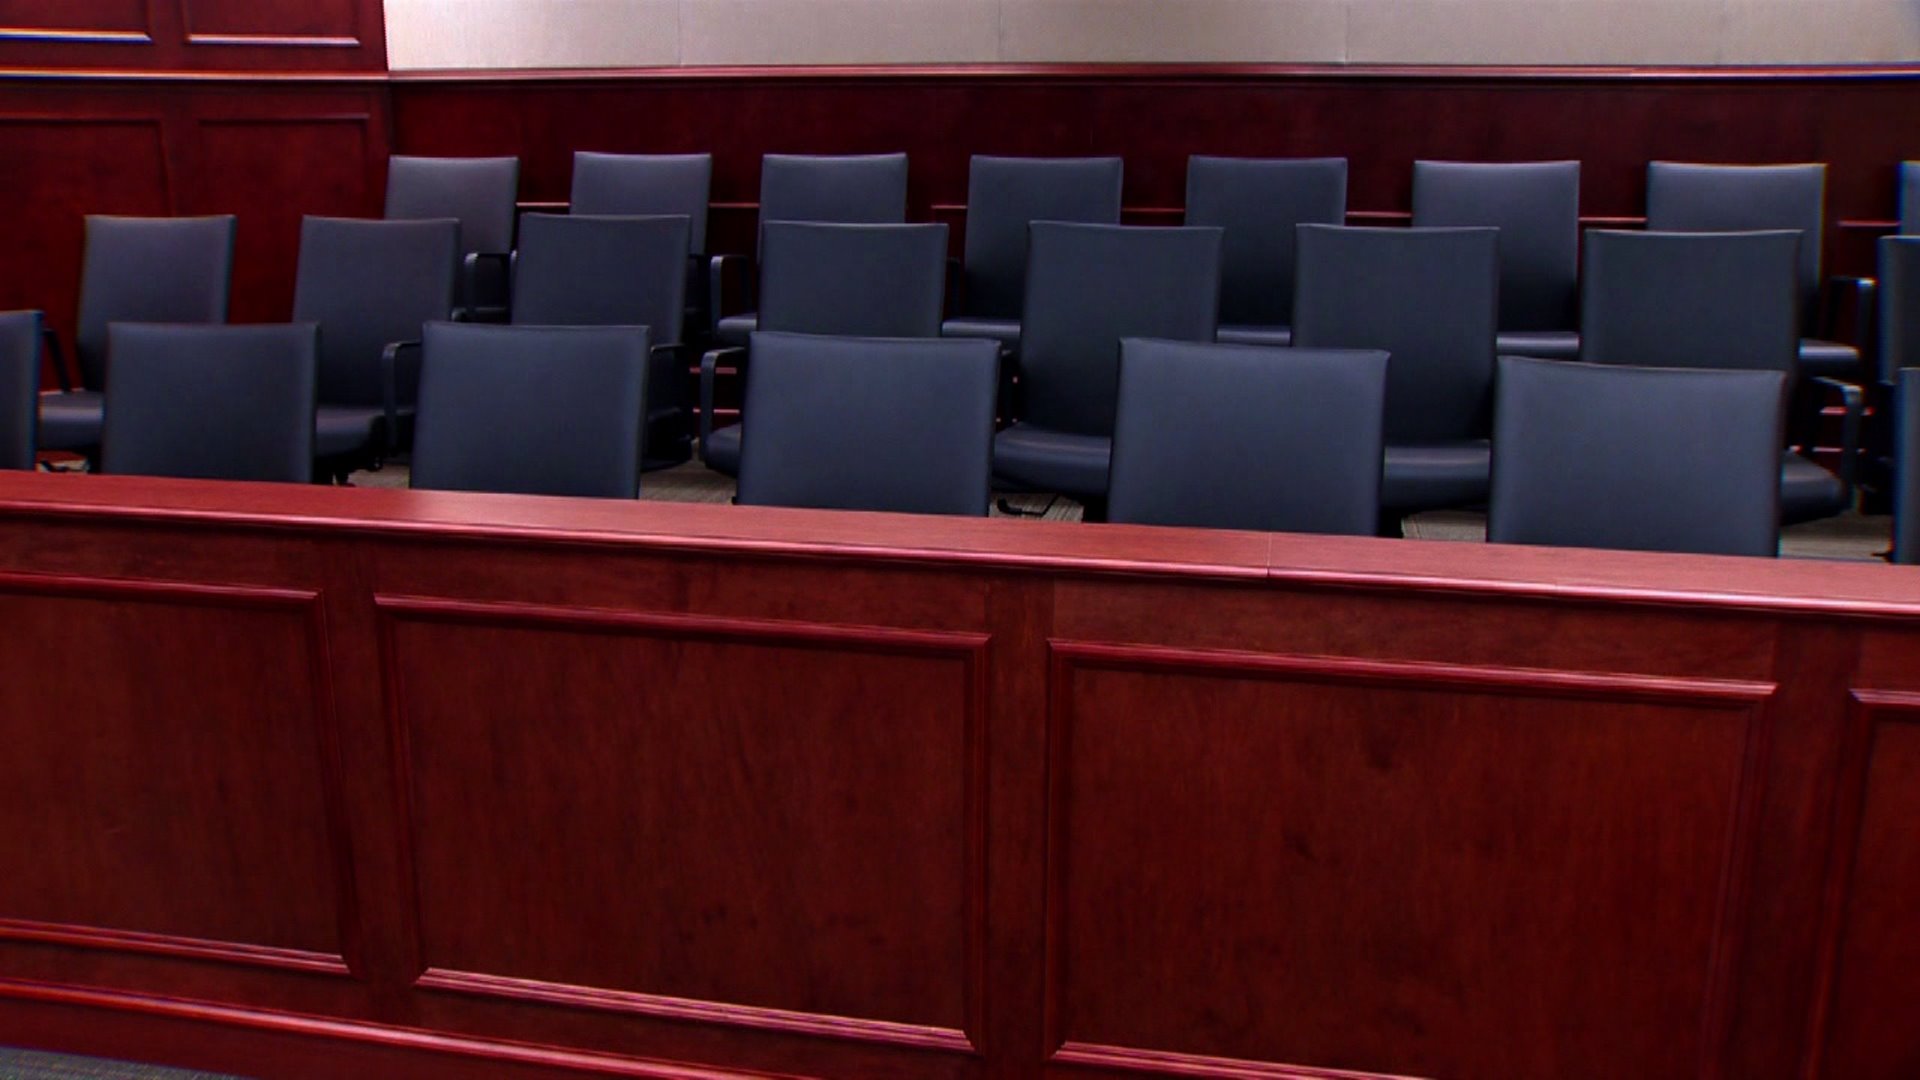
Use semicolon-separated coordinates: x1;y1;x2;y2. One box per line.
1348;0;1726;66
1720;0;1920;64
387;0;680;69
680;0;999;65
384;0;1920;70
997;0;1347;64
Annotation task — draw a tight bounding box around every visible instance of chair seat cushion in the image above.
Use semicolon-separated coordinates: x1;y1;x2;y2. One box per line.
1216;325;1293;348
941;316;1021;348
715;312;758;348
1383;440;1492;512
38;390;105;452
1781;450;1846;525
992;423;1111;500
1498;329;1581;361
702;422;742;477
1799;338;1860;380
315;405;391;461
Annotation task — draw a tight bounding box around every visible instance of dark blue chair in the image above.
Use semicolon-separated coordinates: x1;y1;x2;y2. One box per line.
100;323;318;484
1186;156;1347;349
1291;225;1500;524
410;322;651;499
713;152;911;347
0;311;40;471
1580;228;1856;526
991;222;1223;516
292;216;461;475
1108;339;1387;535
38;215;236;457
386;155;520;322
942;156;1123;350
1491;357;1785;557
513;212;693;466
1413;160;1581;361
1895;366;1920;564
571;152;713;255
1645;162;1858;379
736;332;1000;516
701;222;948;477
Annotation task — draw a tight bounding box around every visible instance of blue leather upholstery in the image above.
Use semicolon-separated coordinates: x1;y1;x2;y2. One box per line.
1645;162;1856;377
571;152;712;254
992;223;1222;506
1581;230;1801;374
1292;225;1499;514
758;223;948;336
760;153;909;232
716;153;913;347
1491;357;1785;557
1108;340;1387;535
1903;162;1919;236
293;217;460;466
943;156;1123;344
1413;160;1580;357
1881;237;1920;384
411;322;650;499
386;155;519;257
1186;156;1346;343
1582;228;1848;525
736;332;999;516
1897;368;1920;564
514;213;693;461
0;311;39;470
513;213;689;340
39;215;235;454
100;323;317;483
704;222;949;477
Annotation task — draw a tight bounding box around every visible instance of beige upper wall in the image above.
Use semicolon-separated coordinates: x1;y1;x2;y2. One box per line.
384;0;1920;70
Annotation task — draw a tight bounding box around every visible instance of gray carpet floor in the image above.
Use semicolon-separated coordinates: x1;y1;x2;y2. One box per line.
355;458;1897;562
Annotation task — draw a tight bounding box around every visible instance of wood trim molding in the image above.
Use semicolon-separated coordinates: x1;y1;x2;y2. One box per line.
383;62;1920;85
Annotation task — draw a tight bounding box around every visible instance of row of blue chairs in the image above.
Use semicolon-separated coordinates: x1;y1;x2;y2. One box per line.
4;209;1890;534
0;311;1826;558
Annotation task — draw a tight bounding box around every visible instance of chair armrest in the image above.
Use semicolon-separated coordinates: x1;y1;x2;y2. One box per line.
460;251;513;323
698;345;746;447
40;326;72;393
995;341;1020;427
379;339;424;455
1810;374;1864;500
1825;275;1879;369
708;254;751;336
945;255;964;319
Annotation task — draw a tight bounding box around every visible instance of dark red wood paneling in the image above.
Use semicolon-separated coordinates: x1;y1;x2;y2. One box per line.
0;0;383;71
1807;693;1920;1080
388;68;1920;278
184;101;385;322
381;599;987;1052
0;0;152;36
0;472;1914;1078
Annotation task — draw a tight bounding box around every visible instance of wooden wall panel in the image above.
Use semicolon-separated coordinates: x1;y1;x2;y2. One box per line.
0;474;1915;1078
180;0;364;45
185;106;384;323
0;577;352;976
0;0;152;37
381;599;986;1051
1808;695;1920;1080
0;0;383;70
0;105;171;373
1046;646;1769;1079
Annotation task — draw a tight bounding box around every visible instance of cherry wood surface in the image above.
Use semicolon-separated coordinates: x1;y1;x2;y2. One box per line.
0;470;1918;1078
0;0;386;71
